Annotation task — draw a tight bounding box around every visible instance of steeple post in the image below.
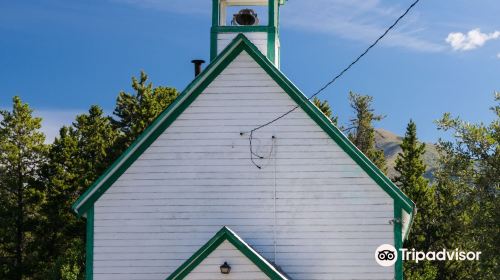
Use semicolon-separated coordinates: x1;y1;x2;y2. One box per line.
210;0;285;67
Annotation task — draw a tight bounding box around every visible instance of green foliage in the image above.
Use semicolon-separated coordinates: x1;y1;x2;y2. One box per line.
431;93;499;279
33;71;177;279
0;96;48;279
45;239;84;280
72;106;121;183
395;120;438;279
1;74;498;280
394;120;427;188
60;264;79;280
37;106;120;278
346;92;387;172
112;71;179;149
312;97;338;125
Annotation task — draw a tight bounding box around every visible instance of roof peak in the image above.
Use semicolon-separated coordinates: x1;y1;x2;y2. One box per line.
166;226;289;280
72;33;414;241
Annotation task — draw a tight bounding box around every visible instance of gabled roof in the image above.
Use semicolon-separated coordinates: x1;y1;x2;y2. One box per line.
72;34;415;224
166;226;288;280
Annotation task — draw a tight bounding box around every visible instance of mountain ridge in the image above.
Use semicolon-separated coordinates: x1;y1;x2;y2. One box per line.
374;128;439;180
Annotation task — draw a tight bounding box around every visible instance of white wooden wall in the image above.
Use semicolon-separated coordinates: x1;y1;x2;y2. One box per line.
217;32;267;58
93;51;395;280
184;240;270;280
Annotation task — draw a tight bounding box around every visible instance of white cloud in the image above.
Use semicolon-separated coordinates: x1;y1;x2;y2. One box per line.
111;0;209;15
281;0;445;52
112;0;445;53
497;53;500;59
446;28;500;51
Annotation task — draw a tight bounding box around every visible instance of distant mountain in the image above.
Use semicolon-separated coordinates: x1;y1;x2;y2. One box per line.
374;128;439;180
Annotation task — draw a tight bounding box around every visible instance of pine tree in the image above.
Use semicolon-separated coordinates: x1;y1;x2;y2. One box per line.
394;120;427;189
40;106;120;279
394;120;438;280
73;106;121;183
432;93;500;279
112;71;178;149
313;97;338;125
346;92;387;172
0;96;48;279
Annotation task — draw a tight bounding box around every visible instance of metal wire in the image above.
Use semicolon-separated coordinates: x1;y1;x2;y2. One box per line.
247;0;422;168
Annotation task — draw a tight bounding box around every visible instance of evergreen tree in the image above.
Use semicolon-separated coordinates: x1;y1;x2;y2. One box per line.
432;93;500;279
394;120;427;188
0;96;48;279
394;120;438;280
1;72;179;279
313;97;338;125
112;71;178;149
346;92;387;172
73;106;121;182
40;106;120;279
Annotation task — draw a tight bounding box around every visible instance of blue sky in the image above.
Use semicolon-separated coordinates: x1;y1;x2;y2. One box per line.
0;0;499;142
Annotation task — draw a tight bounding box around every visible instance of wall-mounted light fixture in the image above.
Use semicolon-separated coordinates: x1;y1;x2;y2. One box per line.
220;262;231;274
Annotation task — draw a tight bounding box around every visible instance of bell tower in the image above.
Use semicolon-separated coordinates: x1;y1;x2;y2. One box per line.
211;0;286;67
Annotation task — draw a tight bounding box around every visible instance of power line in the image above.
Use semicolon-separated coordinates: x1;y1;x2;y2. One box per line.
247;0;422;168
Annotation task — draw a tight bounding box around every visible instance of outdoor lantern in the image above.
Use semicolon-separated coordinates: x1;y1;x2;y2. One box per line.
220;262;231;274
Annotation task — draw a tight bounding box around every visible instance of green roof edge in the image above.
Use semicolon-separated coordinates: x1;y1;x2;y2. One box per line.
71;33;251;215
72;33;415;230
166;226;288;280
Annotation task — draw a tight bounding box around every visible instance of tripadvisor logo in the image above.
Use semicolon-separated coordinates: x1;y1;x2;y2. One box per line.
375;244;482;267
375;244;398;266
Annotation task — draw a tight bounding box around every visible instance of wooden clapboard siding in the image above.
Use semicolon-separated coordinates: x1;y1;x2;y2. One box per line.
217;32;267;57
95;240;270;280
93;51;394;280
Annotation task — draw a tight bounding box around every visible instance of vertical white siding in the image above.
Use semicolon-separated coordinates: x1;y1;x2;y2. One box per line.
185;240;270;280
217;32;267;57
93;51;395;280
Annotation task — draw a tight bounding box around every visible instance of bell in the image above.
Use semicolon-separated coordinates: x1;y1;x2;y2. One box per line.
232;9;259;26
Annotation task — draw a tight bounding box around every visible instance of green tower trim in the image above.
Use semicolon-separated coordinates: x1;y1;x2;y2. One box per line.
210;0;282;64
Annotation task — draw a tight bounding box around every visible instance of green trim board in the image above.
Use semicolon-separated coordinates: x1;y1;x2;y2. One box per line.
212;26;271;33
72;34;254;216
211;26;278;64
210;0;219;61
85;207;94;280
166;226;288;280
394;201;403;280
267;27;276;63
72;33;415;235
230;36;415;214
211;0;219;61
212;0;219;27
267;0;276;63
210;30;218;62
268;0;275;27
210;0;280;63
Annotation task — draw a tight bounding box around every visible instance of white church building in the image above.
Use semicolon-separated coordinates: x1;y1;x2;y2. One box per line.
72;1;415;279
